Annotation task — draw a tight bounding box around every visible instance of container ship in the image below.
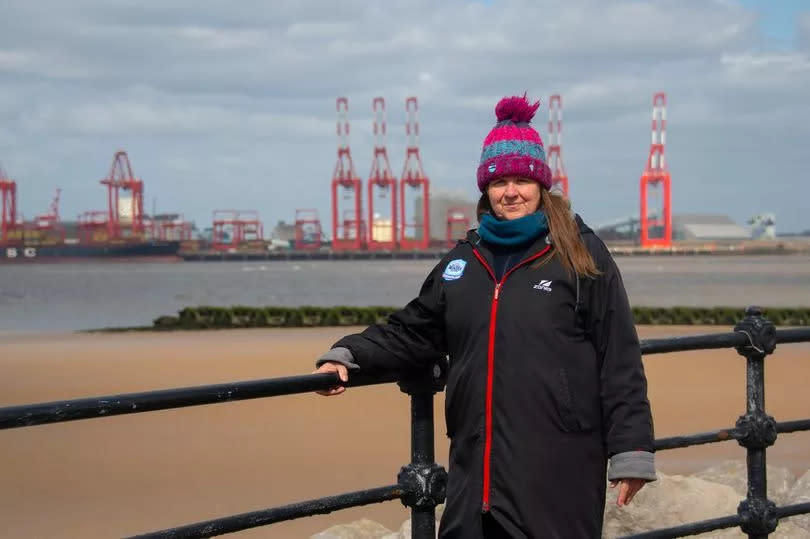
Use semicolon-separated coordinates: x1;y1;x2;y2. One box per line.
1;151;189;263
2;239;181;262
0;210;186;263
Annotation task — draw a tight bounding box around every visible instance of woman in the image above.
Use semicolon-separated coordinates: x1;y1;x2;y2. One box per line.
314;95;656;538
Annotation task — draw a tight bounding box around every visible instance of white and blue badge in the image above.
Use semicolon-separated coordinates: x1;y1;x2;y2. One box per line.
488;163;496;173
442;259;467;281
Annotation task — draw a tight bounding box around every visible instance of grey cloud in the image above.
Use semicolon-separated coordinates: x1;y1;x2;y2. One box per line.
800;13;810;51
0;0;808;233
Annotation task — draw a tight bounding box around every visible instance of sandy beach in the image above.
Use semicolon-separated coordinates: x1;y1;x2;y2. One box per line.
0;327;808;538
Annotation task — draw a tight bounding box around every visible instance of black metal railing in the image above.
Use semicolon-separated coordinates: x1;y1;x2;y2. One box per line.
0;305;808;538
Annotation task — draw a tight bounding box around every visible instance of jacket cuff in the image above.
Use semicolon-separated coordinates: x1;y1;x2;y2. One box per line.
315;347;361;370
607;451;657;482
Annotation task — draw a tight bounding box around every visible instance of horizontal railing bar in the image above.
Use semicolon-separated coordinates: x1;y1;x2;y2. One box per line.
2;328;806;431
640;332;746;355
654;418;809;451
776;328;810;344
619;514;742;538
775;501;810;518
0;371;403;430
617;502;810;539
654;428;742;451
640;327;810;356
128;484;402;538
776;419;810;434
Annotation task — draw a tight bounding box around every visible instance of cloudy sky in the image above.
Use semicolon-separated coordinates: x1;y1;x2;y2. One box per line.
1;0;808;234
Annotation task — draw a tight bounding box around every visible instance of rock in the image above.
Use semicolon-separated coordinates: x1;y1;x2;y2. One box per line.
310;518;392;539
603;469;807;538
692;459;796;505
380;518;410;539
603;470;742;537
311;473;810;539
783;470;810;532
381;505;444;539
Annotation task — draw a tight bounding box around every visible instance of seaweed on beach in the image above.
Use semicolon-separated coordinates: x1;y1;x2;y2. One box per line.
130;305;810;332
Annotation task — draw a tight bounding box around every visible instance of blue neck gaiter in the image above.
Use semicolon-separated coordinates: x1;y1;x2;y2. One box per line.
478;211;549;246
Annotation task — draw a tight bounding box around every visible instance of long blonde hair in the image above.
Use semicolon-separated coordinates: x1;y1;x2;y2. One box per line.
476;188;600;278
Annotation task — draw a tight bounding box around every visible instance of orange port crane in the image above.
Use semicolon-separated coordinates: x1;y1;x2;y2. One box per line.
639;92;672;248
100;150;145;240
399;97;430;250
547;94;569;196
212;210;263;250
154;215;192;241
0;165;18;244
367;97;398;250
294;209;323;250
31;188;65;243
331;97;365;251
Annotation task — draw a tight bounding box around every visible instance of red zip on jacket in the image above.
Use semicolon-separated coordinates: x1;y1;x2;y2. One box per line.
472;244;551;512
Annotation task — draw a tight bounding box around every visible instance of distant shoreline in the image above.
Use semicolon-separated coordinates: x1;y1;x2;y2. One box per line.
179;242;810;262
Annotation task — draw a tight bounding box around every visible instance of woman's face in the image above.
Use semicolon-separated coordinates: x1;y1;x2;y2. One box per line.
486;176;541;220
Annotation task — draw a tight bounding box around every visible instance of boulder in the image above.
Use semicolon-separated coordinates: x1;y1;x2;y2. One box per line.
692;459;796;505
604;470;807;538
311;472;810;538
381;505;444;539
603;470;740;537
310;518;393;539
783;470;810;533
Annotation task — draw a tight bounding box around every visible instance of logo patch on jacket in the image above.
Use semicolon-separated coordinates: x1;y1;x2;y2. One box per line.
533;280;553;292
442;259;467;281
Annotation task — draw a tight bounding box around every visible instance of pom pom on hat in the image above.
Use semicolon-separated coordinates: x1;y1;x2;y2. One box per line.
494;94;540;123
477;94;552;192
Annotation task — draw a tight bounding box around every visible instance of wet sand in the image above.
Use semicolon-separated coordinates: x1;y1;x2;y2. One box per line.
0;327;808;538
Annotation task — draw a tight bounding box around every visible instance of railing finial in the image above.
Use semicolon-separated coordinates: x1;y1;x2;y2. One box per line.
734;305;776;359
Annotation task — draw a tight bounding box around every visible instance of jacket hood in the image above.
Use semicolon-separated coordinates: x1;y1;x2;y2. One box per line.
575;214;595;236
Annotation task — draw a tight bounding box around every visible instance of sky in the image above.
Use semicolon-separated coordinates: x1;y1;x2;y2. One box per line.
0;0;808;234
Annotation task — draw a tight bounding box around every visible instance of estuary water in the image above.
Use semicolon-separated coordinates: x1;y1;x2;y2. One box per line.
1;255;808;331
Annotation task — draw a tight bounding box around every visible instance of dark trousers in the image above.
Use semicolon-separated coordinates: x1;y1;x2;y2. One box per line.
482;513;515;539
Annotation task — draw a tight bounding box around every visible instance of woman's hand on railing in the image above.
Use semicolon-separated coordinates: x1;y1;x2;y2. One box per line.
610;478;646;506
313;362;350;396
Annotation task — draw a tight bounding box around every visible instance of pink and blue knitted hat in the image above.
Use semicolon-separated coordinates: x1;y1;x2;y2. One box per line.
476;94;552;192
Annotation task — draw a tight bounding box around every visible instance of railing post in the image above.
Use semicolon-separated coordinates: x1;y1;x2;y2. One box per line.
734;306;778;538
397;361;448;539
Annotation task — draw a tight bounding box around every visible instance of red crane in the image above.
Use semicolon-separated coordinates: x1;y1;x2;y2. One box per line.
100;150;145;240
331;97;365;251
212;210;263;251
154;215;192;242
0;165;18;245
367;97;398;250
399;97;430;250
32;188;65;243
294;209;323;250
77;211;109;243
547;94;569;196
639;92;672;248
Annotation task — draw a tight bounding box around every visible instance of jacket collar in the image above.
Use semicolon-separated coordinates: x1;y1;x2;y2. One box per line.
462;213;595;272
464;228;553;274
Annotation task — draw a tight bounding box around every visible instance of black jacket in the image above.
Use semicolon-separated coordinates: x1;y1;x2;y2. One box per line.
333;218;654;538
